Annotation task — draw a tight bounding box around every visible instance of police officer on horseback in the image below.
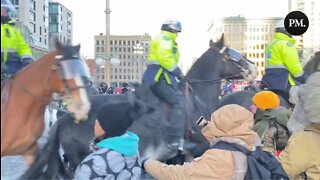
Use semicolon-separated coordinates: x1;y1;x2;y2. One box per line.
142;19;185;150
262;20;306;104
1;0;33;78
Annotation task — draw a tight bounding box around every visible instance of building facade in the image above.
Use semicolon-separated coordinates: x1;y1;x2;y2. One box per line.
94;34;151;87
289;0;320;62
9;0;73;59
48;1;73;50
10;0;49;59
210;16;283;80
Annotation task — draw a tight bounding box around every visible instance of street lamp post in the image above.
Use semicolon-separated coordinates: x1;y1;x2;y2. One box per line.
95;55;120;85
133;43;144;83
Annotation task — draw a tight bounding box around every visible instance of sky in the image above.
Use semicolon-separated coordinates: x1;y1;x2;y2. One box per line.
56;0;288;71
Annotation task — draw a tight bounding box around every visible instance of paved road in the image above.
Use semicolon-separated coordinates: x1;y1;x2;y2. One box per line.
1;107;57;180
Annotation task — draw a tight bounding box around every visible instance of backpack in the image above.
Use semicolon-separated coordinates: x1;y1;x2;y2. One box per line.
212;141;289;180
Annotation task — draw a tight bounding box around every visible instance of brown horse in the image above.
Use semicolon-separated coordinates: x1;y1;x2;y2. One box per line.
1;40;91;166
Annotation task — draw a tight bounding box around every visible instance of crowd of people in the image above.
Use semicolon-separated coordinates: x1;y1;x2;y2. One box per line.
2;0;319;178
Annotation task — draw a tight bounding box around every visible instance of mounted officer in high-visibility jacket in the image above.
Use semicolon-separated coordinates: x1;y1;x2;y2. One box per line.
1;0;33;77
142;19;185;150
262;20;306;103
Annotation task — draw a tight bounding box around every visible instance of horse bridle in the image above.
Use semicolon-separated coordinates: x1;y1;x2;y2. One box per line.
186;45;254;84
4;55;89;102
54;55;89;95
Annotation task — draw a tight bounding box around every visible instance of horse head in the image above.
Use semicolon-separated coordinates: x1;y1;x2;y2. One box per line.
51;39;91;122
187;34;257;112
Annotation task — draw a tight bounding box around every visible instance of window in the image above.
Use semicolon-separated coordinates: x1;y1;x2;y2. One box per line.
29;11;35;21
29;0;35;10
39;26;42;35
12;0;19;5
49;24;58;32
29;22;36;33
50;16;58;23
96;40;100;45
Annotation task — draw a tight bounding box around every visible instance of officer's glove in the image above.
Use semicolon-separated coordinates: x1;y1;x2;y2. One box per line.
171;67;183;77
294;73;307;84
21;57;34;67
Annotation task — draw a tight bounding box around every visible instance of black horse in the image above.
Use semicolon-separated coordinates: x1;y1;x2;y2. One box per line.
22;35;257;179
219;51;320;110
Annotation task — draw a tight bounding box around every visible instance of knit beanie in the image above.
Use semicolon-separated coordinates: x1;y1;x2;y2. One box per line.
252;91;280;110
97;100;148;138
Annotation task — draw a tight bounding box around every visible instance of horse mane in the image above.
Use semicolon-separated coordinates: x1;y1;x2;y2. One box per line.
187;34;225;77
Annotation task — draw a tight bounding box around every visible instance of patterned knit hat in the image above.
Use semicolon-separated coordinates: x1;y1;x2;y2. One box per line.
97;100;147;138
252;91;280;110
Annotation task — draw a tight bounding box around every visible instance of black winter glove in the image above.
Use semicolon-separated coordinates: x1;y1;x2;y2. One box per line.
275;126;289;150
171;67;183;78
141;158;149;171
21;57;34;66
294;73;307;84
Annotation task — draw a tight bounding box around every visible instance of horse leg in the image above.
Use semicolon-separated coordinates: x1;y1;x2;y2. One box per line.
23;143;37;166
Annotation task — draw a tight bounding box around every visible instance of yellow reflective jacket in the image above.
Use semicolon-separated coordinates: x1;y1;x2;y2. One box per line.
142;31;180;86
262;33;304;90
1;19;33;64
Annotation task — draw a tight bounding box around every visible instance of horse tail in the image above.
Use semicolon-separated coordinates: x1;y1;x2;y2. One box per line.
21;113;71;179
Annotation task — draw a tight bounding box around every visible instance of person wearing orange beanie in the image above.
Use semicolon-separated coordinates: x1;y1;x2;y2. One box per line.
252;91;280;111
250;91;290;152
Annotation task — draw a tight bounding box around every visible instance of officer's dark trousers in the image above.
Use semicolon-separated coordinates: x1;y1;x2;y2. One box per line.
151;79;185;141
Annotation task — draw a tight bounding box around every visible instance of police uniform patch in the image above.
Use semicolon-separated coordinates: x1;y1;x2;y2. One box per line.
163;36;170;41
286;42;293;47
